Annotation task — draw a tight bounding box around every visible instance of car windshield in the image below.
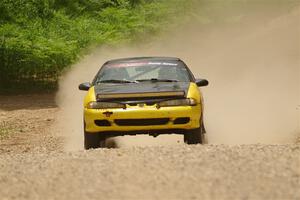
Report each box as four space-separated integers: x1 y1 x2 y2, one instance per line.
95 61 191 84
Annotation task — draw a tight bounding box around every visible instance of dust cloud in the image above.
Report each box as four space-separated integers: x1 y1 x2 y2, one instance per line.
55 3 300 150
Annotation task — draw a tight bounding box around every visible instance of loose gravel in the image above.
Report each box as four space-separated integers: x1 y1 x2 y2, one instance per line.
0 95 299 200
0 145 299 200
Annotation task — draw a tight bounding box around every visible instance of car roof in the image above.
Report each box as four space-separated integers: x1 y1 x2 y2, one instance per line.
105 57 181 64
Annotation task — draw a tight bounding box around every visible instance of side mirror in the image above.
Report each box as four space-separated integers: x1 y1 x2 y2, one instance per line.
195 79 209 87
79 82 92 91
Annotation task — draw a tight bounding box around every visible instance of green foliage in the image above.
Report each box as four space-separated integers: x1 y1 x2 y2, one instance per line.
0 122 11 139
0 0 191 93
0 0 298 93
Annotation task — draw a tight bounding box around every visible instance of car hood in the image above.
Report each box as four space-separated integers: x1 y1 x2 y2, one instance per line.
94 82 190 101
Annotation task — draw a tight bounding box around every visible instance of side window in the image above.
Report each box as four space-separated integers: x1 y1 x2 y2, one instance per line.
126 67 138 79
177 67 190 82
134 67 160 80
127 66 160 80
98 68 130 80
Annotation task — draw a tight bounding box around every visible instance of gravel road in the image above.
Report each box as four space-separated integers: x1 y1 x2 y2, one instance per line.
0 145 299 200
0 95 299 200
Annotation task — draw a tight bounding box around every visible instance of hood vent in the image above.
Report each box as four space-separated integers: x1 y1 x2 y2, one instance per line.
97 91 185 101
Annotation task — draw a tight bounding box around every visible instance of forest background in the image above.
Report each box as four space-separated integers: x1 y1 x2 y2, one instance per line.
0 0 297 93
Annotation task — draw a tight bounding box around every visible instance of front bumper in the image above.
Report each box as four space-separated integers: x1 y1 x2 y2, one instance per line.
84 104 201 133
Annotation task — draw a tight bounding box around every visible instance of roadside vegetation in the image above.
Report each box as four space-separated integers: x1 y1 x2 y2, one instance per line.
0 0 194 93
0 0 297 93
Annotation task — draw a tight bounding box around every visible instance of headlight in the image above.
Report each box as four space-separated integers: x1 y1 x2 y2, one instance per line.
87 101 125 109
157 98 197 108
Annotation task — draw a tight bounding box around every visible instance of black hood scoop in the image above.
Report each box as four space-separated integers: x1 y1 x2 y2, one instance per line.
94 82 190 101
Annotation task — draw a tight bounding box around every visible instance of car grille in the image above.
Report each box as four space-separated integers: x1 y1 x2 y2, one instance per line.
173 117 190 124
94 120 111 126
114 118 169 126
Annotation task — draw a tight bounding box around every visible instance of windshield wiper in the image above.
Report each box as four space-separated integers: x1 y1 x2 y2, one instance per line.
97 79 137 84
136 78 178 83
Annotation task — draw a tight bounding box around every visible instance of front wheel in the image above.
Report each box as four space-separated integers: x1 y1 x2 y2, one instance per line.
84 131 106 150
184 127 205 145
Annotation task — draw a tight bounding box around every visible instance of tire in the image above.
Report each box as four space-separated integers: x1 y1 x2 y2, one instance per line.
184 114 207 144
184 128 204 144
84 131 106 150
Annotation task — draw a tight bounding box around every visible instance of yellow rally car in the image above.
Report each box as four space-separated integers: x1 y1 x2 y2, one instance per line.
79 57 209 149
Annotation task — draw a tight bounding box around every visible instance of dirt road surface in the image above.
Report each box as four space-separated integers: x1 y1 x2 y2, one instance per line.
0 95 299 200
